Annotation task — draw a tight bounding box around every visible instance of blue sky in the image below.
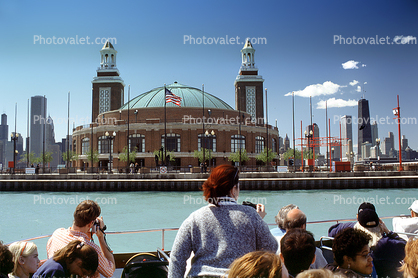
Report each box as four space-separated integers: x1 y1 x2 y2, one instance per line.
1 0 417 153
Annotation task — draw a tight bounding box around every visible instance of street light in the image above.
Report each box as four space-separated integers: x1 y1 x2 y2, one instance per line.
11 133 19 174
304 130 313 171
376 138 381 162
134 110 138 123
205 130 215 170
331 147 335 162
104 131 116 174
346 151 354 171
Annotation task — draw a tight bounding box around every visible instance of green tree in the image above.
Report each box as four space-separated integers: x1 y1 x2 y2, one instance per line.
19 151 36 165
193 149 212 163
153 149 175 163
228 149 249 163
301 148 313 159
85 148 99 164
283 148 301 161
119 146 137 163
255 148 278 164
62 150 79 165
34 151 54 165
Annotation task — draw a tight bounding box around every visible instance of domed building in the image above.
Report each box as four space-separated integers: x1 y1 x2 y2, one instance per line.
72 40 280 171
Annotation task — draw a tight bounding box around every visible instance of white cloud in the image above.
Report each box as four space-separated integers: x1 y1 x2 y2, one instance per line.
285 81 344 97
349 80 359 86
356 86 361 92
362 64 366 67
317 98 358 109
342 60 359 69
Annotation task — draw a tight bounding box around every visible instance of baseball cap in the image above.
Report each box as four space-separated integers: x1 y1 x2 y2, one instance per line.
358 202 376 214
358 208 379 228
409 200 418 213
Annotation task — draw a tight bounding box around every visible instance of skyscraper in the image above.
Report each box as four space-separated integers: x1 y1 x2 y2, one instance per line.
358 98 372 157
341 115 352 161
306 124 320 155
371 121 378 146
30 96 47 157
0 113 8 140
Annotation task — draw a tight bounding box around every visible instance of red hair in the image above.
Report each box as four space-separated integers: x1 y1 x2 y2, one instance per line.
202 164 239 206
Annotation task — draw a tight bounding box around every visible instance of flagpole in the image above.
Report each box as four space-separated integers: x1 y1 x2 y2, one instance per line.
164 84 167 166
202 84 205 173
127 85 130 173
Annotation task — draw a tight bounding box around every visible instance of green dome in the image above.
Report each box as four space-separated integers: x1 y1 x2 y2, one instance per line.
120 82 233 110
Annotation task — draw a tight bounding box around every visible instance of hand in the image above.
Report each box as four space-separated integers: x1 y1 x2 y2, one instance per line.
379 219 390 234
94 217 106 237
256 204 267 219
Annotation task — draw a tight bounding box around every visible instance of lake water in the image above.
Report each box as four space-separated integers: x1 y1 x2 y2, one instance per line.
1 188 417 260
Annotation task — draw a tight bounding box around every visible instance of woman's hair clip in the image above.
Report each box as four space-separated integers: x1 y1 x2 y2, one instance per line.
77 242 85 249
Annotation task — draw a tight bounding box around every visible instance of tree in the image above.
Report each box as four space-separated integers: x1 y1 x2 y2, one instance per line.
34 151 53 165
193 149 212 163
85 148 99 164
301 148 313 159
153 149 175 164
119 146 137 163
62 150 79 166
228 149 249 163
255 148 278 164
283 148 301 161
19 151 36 165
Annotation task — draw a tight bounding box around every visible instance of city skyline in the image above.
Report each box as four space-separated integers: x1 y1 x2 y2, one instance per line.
1 0 417 152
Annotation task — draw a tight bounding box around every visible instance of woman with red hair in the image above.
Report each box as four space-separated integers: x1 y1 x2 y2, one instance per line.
168 164 278 278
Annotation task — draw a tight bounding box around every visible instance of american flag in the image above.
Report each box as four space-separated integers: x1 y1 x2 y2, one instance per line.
165 88 182 107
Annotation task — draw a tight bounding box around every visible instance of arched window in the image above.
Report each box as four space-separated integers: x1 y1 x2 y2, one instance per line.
198 133 216 151
98 136 113 154
129 134 145 153
81 138 90 155
162 133 180 152
231 135 245 152
255 136 265 153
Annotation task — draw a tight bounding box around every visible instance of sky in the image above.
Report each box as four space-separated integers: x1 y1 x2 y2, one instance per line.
1 0 417 154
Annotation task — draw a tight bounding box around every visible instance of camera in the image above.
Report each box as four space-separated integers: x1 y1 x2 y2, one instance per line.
91 220 101 233
242 201 257 209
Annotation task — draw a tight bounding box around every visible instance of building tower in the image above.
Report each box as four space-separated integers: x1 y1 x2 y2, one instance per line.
341 115 352 161
306 124 320 155
92 41 125 121
30 96 47 157
234 39 264 125
358 98 372 157
371 121 378 146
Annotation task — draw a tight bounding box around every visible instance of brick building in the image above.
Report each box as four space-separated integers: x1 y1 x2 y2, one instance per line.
72 40 279 170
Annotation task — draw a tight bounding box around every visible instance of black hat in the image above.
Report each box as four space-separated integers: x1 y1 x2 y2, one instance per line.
358 202 376 214
358 208 379 228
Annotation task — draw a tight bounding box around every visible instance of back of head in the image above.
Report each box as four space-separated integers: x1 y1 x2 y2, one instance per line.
275 204 298 229
280 228 315 276
332 228 371 267
202 164 238 206
228 251 282 278
296 269 337 278
399 238 418 278
53 240 98 276
284 209 307 230
0 241 14 276
8 241 38 275
73 200 101 227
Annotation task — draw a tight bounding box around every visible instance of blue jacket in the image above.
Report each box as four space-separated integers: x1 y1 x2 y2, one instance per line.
328 222 355 237
371 232 406 278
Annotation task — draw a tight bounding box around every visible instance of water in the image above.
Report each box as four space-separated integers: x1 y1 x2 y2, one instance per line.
1 188 417 261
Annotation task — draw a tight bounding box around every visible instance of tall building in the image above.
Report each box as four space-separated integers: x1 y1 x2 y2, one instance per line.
381 132 395 156
358 98 372 157
371 121 378 146
92 41 125 121
305 123 320 155
284 134 290 151
401 135 408 151
0 113 8 140
234 39 264 126
341 115 352 161
30 96 47 157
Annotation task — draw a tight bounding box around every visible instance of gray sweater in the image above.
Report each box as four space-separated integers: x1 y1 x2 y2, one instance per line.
168 203 278 278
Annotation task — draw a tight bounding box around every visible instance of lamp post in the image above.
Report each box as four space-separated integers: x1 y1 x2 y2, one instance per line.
11 133 19 174
205 130 215 170
305 130 313 171
105 131 116 174
331 147 335 162
376 138 380 162
134 110 138 123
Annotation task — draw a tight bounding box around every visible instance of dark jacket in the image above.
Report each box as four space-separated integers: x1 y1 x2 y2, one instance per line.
328 222 356 237
371 232 406 278
325 263 371 278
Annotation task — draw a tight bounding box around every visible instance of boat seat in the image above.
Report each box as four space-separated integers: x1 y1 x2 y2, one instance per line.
319 236 334 264
121 252 168 278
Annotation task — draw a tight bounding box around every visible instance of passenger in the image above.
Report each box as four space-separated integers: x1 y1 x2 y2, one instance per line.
399 238 418 278
296 269 340 278
354 208 406 278
328 202 375 237
168 164 278 278
271 204 298 237
46 200 115 278
33 240 98 278
325 228 373 278
393 200 418 241
280 228 316 278
226 251 284 278
0 242 14 278
274 208 327 269
8 241 40 278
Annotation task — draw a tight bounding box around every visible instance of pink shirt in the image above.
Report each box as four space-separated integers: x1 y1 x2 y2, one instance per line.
47 228 114 278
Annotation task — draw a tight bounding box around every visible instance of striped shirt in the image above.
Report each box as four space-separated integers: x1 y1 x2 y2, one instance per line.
46 228 114 278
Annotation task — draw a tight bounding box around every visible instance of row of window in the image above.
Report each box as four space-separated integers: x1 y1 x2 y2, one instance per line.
78 134 277 154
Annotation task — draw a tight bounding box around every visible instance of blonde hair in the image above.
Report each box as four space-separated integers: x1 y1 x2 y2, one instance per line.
354 222 382 247
226 251 282 278
296 269 345 278
400 238 418 278
8 241 38 275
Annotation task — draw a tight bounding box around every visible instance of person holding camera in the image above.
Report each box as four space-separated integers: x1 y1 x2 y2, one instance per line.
46 200 115 278
168 164 277 278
